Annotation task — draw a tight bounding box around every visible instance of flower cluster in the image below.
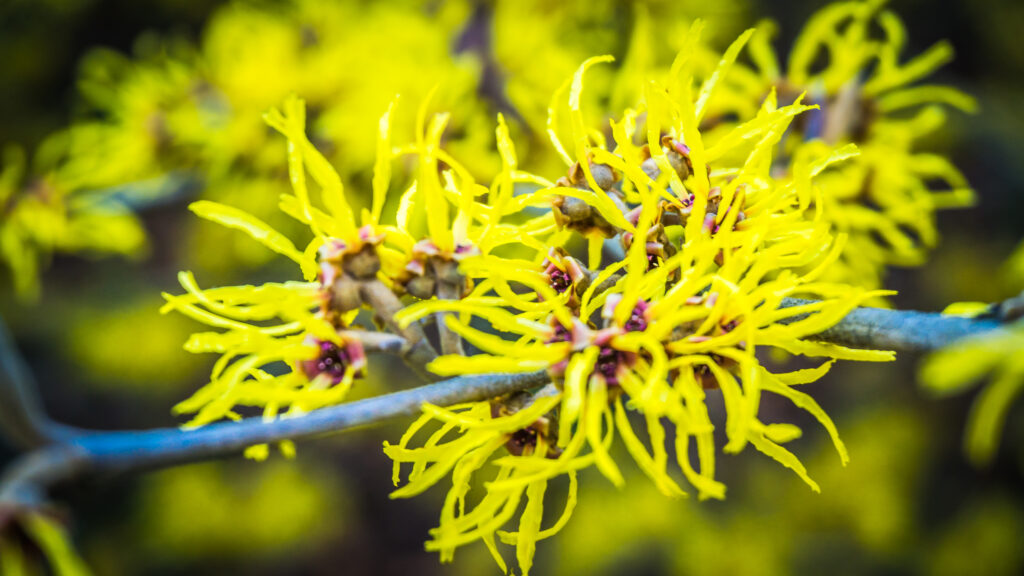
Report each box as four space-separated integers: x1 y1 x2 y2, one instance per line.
162 90 558 452
0 1 1008 574
379 38 894 572
2 0 492 296
154 2 978 574
690 0 975 299
4 0 973 317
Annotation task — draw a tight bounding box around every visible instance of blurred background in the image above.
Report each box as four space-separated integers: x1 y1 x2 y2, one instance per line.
1 0 1023 574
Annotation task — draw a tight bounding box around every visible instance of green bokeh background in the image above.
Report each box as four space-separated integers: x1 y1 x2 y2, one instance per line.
1 0 1023 574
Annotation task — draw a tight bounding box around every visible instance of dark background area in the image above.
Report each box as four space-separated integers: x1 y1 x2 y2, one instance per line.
1 1 1023 574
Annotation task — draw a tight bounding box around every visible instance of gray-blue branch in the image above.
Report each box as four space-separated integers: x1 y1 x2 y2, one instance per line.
0 317 78 450
0 370 549 504
779 298 1006 352
0 300 1008 506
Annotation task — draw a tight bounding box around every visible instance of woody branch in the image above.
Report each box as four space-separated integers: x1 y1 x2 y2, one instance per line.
0 301 1013 510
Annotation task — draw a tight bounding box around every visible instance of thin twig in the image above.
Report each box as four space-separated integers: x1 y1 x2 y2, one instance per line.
436 280 465 356
0 371 551 503
342 331 406 354
359 279 438 379
0 316 77 449
780 298 1005 352
0 300 1008 506
85 171 201 212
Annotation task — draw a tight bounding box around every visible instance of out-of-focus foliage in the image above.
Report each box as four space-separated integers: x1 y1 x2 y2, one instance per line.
926 492 1024 576
74 459 346 574
491 0 749 162
546 404 1023 576
0 511 92 576
131 460 344 560
1 0 489 295
65 295 203 395
0 0 1020 575
0 0 974 307
0 145 147 301
0 0 751 296
1005 240 1024 289
921 307 1024 465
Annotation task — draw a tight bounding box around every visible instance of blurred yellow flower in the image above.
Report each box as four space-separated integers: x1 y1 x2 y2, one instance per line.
0 146 147 301
696 0 975 298
920 321 1024 466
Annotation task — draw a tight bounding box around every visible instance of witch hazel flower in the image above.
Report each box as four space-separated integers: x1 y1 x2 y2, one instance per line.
692 0 976 296
376 28 908 571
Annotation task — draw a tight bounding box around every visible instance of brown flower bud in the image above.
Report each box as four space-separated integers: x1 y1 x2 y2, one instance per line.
431 259 463 286
329 276 363 312
346 244 381 280
405 275 436 300
589 162 618 191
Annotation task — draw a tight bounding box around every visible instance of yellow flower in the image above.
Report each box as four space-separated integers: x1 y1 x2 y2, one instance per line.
384 389 578 575
697 0 975 296
385 44 895 572
382 98 561 311
164 91 560 438
163 95 400 434
389 198 890 570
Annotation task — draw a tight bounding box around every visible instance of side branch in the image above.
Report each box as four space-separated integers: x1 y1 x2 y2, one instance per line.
782 298 1006 352
0 300 1010 505
0 317 77 449
1 371 550 502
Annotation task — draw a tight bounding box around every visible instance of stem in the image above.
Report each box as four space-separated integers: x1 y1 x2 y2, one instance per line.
820 78 863 145
343 331 406 354
436 281 465 356
359 279 438 379
0 300 1007 505
1 371 550 502
781 298 1005 352
0 317 77 449
89 171 201 212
